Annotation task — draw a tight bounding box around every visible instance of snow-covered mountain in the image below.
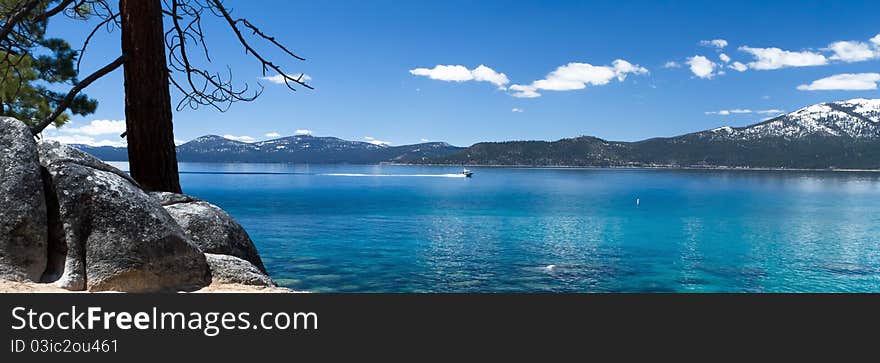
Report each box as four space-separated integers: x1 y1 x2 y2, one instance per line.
174 134 461 163
73 99 880 169
78 134 463 163
429 99 880 169
178 134 386 155
699 98 880 140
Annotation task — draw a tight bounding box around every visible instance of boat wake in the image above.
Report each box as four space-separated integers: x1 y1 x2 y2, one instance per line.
178 171 309 175
322 173 467 178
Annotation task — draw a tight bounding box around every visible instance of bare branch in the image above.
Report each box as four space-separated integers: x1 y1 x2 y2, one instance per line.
155 0 311 113
207 0 312 91
30 54 127 135
237 18 305 61
76 12 119 72
164 0 260 111
162 9 182 20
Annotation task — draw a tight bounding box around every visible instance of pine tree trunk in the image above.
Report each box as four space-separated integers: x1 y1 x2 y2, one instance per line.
119 0 181 193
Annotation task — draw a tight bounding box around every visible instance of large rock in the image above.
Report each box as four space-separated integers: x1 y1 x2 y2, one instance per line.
38 141 210 292
205 253 275 287
0 117 48 282
153 192 267 274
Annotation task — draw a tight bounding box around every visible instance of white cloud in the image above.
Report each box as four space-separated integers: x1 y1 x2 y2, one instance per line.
410 65 472 81
262 73 312 84
686 55 718 79
470 65 510 89
420 138 429 142
508 59 647 98
738 46 827 70
826 41 877 62
364 136 391 146
705 109 782 116
700 39 728 49
706 109 752 115
294 129 313 135
797 73 880 91
174 139 186 146
43 119 127 146
58 119 126 136
222 135 256 143
511 108 524 113
265 132 281 138
609 59 649 81
409 64 509 89
706 110 730 115
663 61 681 68
685 34 880 75
729 61 748 72
42 134 126 147
509 84 541 98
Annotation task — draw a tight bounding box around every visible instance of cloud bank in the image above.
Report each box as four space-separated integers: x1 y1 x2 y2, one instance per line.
43 120 127 147
826 41 878 62
409 64 509 89
509 59 648 98
738 46 828 70
705 109 784 116
59 119 126 136
797 73 880 91
683 33 880 79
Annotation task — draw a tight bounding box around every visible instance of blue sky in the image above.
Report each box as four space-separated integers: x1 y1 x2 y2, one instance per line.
41 0 880 147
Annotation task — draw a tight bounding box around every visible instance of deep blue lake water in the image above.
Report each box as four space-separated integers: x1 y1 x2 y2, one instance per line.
112 163 880 292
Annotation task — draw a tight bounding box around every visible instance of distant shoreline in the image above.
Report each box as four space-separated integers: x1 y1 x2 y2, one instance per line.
389 163 880 173
99 159 880 173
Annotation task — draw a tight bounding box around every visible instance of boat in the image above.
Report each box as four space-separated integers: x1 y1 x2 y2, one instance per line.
460 168 473 177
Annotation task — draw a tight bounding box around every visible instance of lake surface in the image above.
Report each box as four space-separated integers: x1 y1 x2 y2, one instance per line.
112 162 880 292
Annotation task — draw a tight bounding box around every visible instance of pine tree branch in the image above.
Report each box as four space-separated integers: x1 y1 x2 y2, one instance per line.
0 0 41 43
31 54 127 135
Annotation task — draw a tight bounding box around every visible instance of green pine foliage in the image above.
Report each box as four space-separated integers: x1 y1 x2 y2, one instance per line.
0 0 97 128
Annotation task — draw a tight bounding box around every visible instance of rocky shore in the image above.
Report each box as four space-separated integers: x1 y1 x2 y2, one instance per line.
0 117 284 293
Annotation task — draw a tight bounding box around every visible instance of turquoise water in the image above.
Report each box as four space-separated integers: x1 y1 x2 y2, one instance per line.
114 163 880 292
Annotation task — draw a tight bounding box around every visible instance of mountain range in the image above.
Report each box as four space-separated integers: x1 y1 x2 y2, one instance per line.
76 134 464 164
75 98 880 169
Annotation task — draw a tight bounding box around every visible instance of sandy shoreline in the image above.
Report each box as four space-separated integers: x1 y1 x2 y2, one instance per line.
0 279 300 293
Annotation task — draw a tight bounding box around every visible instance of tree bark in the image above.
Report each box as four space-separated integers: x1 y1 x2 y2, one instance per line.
119 0 181 193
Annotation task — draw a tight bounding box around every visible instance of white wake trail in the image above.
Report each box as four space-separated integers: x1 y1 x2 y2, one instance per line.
322 173 467 178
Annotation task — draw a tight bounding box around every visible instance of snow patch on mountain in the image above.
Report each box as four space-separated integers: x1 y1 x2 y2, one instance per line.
699 98 880 140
